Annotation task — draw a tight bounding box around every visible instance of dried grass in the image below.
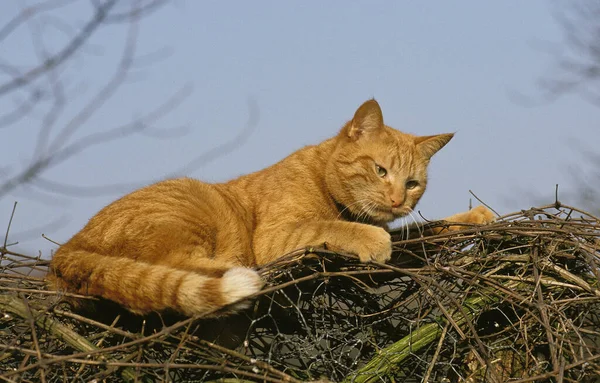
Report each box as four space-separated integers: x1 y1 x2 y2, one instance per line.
1 203 600 382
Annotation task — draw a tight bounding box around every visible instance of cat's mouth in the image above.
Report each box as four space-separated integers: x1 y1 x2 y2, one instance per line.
391 208 413 221
336 199 410 224
369 205 411 222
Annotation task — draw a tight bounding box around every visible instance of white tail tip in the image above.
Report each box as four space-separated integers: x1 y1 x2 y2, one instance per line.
221 267 264 307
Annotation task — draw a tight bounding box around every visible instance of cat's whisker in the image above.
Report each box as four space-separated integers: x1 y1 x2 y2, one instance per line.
400 213 411 241
399 214 410 241
406 210 423 239
355 203 368 222
341 196 383 224
361 201 379 222
397 210 412 240
356 200 372 220
335 198 371 221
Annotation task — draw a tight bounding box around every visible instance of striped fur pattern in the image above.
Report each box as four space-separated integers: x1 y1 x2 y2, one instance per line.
49 99 494 316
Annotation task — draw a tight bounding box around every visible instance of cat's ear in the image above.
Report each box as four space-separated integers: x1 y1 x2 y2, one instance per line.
414 133 454 159
346 99 384 140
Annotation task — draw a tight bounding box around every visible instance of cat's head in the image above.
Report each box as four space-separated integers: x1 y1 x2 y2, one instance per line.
326 99 453 225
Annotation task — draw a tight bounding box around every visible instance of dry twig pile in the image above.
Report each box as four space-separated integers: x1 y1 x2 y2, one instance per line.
1 203 600 382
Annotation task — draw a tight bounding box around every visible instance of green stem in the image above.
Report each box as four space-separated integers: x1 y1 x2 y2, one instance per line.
0 294 137 382
347 292 500 383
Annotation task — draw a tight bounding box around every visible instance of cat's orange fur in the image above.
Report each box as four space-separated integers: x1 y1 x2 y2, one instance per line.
49 99 495 317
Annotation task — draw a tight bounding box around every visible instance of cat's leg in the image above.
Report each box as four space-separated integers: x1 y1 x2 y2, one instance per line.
255 220 392 264
409 205 496 236
441 205 496 227
255 209 495 265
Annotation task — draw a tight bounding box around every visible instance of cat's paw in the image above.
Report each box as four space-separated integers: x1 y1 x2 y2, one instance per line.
355 226 392 263
463 205 496 225
440 205 496 233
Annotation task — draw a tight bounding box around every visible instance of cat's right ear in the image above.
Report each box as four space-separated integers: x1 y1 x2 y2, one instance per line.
346 99 384 141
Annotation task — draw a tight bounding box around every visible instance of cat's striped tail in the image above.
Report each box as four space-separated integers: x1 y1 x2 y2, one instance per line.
48 250 264 316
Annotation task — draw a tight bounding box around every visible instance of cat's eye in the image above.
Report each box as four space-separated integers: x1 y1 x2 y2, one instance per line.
375 165 387 178
406 180 419 189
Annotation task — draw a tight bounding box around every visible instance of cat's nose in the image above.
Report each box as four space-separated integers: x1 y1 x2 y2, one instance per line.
390 196 404 208
390 189 405 208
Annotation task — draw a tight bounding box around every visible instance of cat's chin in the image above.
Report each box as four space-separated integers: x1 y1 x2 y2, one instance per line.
392 207 413 218
378 207 414 223
368 207 408 224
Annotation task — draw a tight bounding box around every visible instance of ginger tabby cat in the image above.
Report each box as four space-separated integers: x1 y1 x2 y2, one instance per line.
49 99 495 317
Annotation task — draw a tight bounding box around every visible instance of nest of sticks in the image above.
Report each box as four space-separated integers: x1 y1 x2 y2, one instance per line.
1 203 600 382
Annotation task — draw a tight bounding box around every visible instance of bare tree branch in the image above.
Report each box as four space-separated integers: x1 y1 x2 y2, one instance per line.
0 0 76 43
541 1 600 106
0 0 118 97
0 82 192 199
530 1 600 214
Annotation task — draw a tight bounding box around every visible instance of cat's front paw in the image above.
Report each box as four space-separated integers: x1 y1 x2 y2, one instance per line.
355 226 392 263
463 205 496 225
441 205 496 232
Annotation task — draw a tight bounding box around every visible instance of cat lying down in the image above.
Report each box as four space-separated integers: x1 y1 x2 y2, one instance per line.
48 99 495 316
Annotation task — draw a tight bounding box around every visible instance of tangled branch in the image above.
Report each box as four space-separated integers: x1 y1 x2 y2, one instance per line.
1 203 600 382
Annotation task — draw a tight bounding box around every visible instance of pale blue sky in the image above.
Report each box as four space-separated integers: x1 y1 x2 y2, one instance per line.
1 1 599 254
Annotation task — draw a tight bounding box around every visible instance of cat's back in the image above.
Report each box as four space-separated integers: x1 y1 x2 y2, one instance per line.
58 177 253 260
230 139 336 218
84 177 213 231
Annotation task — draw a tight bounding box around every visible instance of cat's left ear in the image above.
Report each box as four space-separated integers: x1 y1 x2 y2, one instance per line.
414 133 454 159
346 99 384 141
